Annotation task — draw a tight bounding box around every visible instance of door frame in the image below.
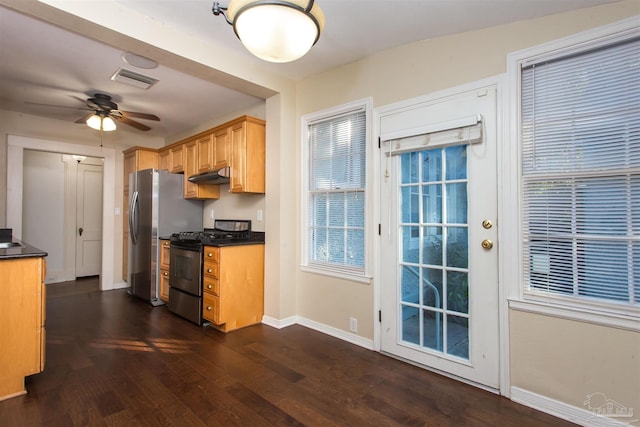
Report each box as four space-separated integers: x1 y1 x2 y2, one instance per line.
7 135 120 291
372 75 511 396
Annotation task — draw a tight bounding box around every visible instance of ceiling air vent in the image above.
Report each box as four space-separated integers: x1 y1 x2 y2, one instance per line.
110 68 158 90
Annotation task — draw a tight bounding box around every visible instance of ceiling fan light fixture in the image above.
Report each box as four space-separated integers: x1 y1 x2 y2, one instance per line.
86 114 116 131
213 0 324 63
102 116 117 131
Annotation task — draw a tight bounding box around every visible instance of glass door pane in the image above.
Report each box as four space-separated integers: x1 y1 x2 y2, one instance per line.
399 146 469 360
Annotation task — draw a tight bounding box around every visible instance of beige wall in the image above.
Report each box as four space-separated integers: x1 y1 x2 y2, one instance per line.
293 0 640 416
510 310 640 415
295 0 640 338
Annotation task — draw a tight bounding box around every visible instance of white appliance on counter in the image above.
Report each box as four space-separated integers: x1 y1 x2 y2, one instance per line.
128 168 203 305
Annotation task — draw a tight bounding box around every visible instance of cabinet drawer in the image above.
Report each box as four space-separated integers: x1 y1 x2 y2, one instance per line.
202 292 221 324
203 277 220 296
204 247 219 261
203 262 219 279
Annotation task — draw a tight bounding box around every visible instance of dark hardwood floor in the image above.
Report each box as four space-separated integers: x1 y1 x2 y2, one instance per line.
1 281 575 426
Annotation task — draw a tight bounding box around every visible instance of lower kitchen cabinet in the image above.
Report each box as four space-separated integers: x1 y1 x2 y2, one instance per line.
202 244 264 332
0 256 46 401
159 239 171 302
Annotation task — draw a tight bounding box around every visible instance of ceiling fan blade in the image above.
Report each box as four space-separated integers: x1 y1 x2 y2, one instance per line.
121 111 160 121
75 112 95 124
118 115 151 131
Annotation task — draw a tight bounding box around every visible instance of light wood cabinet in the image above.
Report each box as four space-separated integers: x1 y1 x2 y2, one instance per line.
0 256 46 401
202 244 264 332
158 148 170 171
184 140 220 200
169 144 184 173
213 126 231 170
229 116 266 193
158 145 185 173
122 147 158 281
159 239 171 302
196 133 214 173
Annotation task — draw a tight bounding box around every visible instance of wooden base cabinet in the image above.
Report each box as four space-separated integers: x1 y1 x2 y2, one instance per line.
202 244 264 332
159 239 171 302
0 257 46 401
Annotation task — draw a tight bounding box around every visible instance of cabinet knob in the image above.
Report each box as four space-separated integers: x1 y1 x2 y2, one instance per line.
163 242 169 247
206 306 212 311
207 284 212 289
208 253 213 257
163 272 168 276
207 268 212 273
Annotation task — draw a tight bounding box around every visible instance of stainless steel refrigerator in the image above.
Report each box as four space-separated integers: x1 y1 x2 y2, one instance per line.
128 168 202 305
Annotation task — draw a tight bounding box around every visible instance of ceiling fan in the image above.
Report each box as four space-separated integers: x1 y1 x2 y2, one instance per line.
74 93 160 131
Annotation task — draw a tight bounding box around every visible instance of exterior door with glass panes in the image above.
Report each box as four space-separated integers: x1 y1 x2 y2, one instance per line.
379 85 500 389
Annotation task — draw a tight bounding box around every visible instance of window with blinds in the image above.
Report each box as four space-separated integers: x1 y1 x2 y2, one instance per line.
520 36 640 309
307 108 367 274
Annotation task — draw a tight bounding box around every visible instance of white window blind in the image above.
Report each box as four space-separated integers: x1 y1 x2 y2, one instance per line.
307 108 366 273
521 37 640 309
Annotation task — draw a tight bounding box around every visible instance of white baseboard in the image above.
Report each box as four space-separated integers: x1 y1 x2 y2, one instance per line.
262 315 297 329
261 315 374 350
296 317 375 350
511 387 637 427
110 281 129 290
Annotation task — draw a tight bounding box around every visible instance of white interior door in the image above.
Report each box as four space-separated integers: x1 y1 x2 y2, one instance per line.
76 163 103 278
379 85 500 389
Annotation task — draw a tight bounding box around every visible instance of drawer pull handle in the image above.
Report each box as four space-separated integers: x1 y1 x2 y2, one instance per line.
206 306 212 311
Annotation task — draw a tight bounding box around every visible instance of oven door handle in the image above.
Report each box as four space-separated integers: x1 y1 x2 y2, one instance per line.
129 191 139 244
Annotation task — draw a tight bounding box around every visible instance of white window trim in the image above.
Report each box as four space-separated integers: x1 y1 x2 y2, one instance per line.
300 98 373 282
505 16 640 331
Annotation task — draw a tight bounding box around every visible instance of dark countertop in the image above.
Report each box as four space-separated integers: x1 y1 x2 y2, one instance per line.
205 231 265 248
0 238 48 260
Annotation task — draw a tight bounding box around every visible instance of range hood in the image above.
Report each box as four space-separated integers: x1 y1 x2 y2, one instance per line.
188 166 230 184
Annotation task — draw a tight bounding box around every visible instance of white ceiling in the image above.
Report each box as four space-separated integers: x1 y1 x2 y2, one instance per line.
0 0 623 139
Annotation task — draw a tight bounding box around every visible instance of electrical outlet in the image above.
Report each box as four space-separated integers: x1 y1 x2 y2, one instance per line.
349 317 358 333
257 209 263 221
209 209 214 219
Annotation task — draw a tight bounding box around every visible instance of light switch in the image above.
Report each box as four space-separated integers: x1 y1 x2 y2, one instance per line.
257 210 263 221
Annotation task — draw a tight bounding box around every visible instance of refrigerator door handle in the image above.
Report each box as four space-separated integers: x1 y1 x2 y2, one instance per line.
130 191 139 244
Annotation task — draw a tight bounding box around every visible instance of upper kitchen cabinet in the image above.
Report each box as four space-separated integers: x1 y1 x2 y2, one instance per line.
229 116 266 194
184 139 220 200
212 125 231 170
158 144 184 173
123 147 158 190
196 133 214 173
185 115 265 194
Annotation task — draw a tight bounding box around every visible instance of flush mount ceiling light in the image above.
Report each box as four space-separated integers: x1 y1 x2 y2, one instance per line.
86 113 116 132
212 0 325 63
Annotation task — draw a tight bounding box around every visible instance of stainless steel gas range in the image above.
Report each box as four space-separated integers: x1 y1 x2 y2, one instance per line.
167 219 265 325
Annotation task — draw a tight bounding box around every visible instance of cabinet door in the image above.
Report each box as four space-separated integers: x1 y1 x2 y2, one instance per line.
170 144 184 173
159 268 170 302
160 239 170 269
213 127 231 169
184 140 198 198
230 121 247 193
196 133 214 173
158 149 170 171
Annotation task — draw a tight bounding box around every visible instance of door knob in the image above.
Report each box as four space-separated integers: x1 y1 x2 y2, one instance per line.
481 239 493 250
79 227 83 236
